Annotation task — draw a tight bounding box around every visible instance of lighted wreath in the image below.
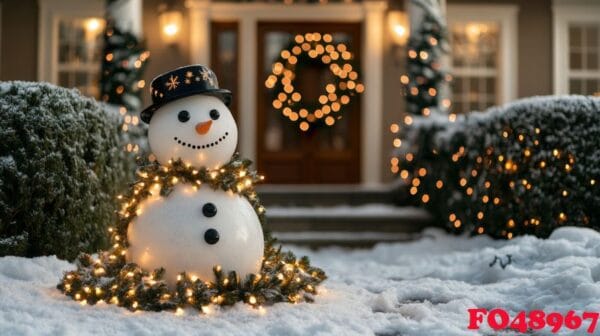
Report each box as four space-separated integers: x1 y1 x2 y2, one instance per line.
265 32 364 132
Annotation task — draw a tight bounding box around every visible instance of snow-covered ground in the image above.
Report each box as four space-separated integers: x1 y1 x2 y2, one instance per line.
2 227 600 336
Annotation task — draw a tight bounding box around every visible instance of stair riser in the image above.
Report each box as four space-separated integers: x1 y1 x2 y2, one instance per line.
264 217 432 232
258 193 396 207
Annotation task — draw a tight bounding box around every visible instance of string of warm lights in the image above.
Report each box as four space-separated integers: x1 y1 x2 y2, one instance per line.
390 96 600 239
58 154 326 312
100 15 150 154
390 100 599 239
401 0 450 118
265 32 364 131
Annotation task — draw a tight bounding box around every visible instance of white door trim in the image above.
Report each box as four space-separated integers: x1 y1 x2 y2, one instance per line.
185 0 387 185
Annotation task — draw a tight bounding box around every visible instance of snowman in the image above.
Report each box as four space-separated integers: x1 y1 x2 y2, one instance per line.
129 65 264 286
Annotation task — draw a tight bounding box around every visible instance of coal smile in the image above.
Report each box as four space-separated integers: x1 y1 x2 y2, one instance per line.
173 132 229 150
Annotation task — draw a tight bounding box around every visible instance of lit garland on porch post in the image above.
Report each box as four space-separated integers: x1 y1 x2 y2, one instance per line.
100 0 150 154
401 0 451 118
391 0 452 175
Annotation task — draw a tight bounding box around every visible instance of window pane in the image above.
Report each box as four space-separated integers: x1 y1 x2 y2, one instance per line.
451 77 463 93
569 79 583 94
75 72 88 88
58 72 71 88
57 17 104 98
585 26 599 48
586 79 598 95
588 51 599 70
570 51 583 69
450 22 499 68
568 24 600 95
486 77 495 94
569 26 582 48
469 102 479 112
450 21 499 114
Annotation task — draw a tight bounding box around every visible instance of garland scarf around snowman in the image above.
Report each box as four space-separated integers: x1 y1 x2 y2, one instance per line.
57 65 326 313
58 155 326 312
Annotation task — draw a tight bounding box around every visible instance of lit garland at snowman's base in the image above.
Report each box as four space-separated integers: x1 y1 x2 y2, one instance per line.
57 154 326 312
58 237 325 312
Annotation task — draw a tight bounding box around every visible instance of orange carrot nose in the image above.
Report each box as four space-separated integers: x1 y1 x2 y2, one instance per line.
195 120 212 135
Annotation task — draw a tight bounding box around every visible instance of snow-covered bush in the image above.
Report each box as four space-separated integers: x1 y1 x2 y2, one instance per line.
0 82 135 259
393 96 600 238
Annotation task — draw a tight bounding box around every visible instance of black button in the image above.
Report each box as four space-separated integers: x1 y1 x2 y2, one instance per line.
209 109 220 120
204 229 219 245
202 203 217 217
178 110 190 122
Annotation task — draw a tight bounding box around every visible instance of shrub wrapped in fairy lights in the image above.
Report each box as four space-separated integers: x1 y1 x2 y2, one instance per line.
390 96 600 239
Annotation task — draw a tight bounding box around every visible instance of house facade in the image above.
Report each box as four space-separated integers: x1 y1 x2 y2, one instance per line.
1 0 599 185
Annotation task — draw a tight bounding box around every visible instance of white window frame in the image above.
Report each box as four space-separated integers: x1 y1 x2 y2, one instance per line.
186 0 387 185
37 0 104 85
447 4 518 105
552 0 600 95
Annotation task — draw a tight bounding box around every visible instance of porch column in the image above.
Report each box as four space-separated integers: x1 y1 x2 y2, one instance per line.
109 0 143 38
362 1 387 185
186 0 211 65
237 17 257 163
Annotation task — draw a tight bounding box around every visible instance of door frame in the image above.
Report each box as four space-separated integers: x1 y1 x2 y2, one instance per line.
186 0 387 185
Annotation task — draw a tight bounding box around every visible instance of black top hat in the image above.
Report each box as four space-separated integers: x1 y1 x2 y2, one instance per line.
140 65 232 123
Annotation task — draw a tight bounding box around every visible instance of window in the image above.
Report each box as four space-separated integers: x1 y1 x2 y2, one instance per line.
553 1 600 96
447 5 518 114
450 22 500 113
38 0 105 98
57 18 105 97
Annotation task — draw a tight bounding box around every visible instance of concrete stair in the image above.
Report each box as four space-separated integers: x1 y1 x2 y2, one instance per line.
256 183 434 247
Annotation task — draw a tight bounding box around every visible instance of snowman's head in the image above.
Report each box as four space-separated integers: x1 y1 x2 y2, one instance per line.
147 95 238 169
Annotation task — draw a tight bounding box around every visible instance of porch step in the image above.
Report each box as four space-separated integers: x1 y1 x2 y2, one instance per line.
256 183 407 207
272 231 424 248
264 204 433 246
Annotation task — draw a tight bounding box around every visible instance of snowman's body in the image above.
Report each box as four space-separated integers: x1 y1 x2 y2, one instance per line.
131 86 264 285
128 185 264 286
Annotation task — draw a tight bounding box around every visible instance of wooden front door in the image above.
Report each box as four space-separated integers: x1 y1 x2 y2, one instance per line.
257 22 362 184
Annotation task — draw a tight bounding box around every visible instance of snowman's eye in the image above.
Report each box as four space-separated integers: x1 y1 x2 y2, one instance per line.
202 203 217 217
178 110 190 122
204 229 219 245
209 109 220 120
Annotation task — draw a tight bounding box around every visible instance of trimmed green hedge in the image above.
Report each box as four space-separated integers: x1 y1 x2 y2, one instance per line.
0 82 135 260
394 96 600 238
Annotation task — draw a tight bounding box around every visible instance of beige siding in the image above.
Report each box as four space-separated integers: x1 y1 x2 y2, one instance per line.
1 0 38 81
